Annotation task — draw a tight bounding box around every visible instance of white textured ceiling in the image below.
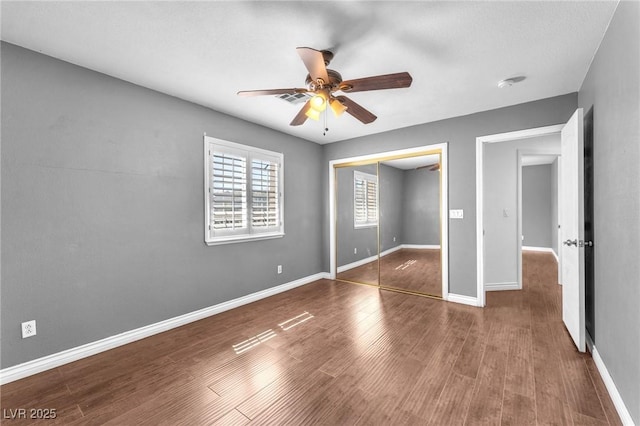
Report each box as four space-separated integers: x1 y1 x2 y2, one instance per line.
1 1 618 144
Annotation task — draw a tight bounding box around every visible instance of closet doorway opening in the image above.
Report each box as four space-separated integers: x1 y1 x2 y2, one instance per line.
329 143 449 299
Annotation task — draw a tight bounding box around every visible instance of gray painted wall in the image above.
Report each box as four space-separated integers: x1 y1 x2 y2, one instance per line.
483 135 559 286
322 94 577 297
401 168 440 246
578 1 640 421
522 164 553 248
1 43 324 368
335 164 379 268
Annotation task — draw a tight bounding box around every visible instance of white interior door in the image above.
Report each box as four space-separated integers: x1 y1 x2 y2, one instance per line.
560 108 585 352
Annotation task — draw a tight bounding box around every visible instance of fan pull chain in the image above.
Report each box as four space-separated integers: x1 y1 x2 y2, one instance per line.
323 105 329 136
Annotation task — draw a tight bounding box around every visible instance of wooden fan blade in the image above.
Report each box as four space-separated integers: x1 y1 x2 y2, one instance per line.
335 96 377 124
296 47 330 84
237 88 307 97
416 163 440 171
290 100 311 126
340 72 413 93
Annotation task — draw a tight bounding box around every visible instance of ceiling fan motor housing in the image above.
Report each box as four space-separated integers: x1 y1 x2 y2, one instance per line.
305 68 343 91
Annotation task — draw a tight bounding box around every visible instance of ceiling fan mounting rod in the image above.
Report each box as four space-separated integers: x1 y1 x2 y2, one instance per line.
321 50 334 66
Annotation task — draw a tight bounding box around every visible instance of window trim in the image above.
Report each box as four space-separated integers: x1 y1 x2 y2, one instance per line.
204 136 284 246
353 170 378 229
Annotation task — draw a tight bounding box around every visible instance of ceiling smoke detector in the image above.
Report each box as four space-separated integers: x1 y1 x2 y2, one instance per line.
498 76 526 88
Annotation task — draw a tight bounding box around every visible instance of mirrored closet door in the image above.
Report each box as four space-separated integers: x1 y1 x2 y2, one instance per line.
333 150 443 298
336 163 379 286
378 154 442 297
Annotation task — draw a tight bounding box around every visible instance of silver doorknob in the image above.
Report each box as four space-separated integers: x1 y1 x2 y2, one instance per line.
563 239 577 246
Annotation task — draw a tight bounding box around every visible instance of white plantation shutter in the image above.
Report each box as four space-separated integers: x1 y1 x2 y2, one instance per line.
251 157 280 231
354 178 367 224
211 151 247 232
365 179 377 223
205 136 284 245
354 171 378 228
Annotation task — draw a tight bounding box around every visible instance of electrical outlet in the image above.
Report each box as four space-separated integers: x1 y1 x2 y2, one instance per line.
393 237 396 242
21 320 36 338
277 265 282 274
354 248 357 254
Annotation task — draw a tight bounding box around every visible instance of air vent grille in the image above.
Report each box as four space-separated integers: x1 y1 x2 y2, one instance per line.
276 92 311 105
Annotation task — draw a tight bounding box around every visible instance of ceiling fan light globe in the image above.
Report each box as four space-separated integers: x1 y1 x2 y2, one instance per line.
305 108 321 121
329 98 347 117
310 94 327 111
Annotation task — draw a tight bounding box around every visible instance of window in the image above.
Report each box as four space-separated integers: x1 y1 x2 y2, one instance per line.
353 170 377 228
204 136 284 245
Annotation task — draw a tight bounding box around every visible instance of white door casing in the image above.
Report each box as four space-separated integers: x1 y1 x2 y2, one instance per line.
560 108 586 353
476 124 564 307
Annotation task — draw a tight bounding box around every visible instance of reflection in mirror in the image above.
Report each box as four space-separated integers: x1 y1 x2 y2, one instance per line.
336 164 379 286
379 154 442 297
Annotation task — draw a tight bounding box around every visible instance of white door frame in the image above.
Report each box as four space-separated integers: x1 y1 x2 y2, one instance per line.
476 125 564 307
329 142 449 300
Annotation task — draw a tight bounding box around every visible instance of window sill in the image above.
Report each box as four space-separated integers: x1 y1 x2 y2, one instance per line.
205 232 285 246
354 224 377 229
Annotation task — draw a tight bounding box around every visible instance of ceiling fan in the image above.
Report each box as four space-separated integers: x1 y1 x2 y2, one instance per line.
416 163 440 171
237 47 413 126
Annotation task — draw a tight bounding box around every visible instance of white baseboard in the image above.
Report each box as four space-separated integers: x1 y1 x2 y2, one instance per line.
591 346 636 425
523 246 559 262
0 272 328 385
485 282 520 291
586 333 595 352
380 245 404 258
523 246 553 252
337 245 404 273
337 244 440 273
446 293 479 307
337 254 379 273
401 244 441 250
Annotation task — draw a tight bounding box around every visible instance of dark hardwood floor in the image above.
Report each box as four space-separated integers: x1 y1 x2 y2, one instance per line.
336 257 379 286
380 248 441 296
0 252 620 425
337 248 442 297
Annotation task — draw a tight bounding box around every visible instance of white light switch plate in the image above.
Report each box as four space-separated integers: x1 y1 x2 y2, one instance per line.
449 209 464 219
